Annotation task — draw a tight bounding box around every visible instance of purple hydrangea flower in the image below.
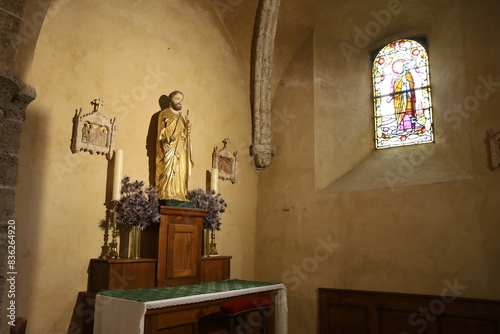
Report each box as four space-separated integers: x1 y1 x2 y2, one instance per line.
116 176 160 230
187 188 227 230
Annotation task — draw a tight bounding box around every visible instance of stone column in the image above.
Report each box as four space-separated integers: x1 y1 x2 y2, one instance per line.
0 0 36 327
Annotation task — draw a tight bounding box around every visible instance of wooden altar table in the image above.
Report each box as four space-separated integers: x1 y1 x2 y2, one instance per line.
93 279 287 334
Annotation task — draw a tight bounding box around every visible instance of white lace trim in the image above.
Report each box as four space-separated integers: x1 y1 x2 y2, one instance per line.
144 283 284 309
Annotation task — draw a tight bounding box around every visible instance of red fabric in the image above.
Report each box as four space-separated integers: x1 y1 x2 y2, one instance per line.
221 298 275 315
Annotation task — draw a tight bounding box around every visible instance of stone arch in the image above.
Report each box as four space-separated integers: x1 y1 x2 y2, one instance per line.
0 0 47 317
16 0 52 80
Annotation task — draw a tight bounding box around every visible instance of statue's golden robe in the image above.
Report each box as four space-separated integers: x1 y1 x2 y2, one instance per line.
156 108 193 200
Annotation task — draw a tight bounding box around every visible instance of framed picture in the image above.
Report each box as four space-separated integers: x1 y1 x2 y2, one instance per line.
212 138 238 183
71 98 117 159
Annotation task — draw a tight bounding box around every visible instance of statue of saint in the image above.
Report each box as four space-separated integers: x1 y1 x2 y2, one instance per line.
156 91 193 201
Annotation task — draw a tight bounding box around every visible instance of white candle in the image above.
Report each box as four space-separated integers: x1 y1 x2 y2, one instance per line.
210 168 218 193
112 149 124 201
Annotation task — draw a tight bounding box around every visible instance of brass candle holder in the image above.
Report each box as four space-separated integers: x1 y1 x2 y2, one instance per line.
208 228 218 256
98 214 111 259
108 200 120 259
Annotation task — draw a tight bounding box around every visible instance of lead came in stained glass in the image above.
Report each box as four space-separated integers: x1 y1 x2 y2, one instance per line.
372 39 434 149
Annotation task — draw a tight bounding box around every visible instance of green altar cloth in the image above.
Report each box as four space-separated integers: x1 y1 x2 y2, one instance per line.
98 279 280 303
94 279 288 334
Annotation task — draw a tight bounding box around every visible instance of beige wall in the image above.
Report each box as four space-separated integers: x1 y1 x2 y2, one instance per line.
4 0 258 332
256 0 500 333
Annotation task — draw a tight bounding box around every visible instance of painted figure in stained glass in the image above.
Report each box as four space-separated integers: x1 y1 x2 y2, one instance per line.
390 61 416 131
372 39 434 149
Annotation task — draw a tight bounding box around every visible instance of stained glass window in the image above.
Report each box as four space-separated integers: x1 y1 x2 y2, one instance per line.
372 38 434 149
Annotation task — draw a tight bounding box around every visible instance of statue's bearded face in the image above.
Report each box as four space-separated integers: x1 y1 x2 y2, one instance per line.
171 94 184 111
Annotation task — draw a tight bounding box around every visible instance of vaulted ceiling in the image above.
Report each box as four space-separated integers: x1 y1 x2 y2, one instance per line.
217 0 326 90
18 0 326 87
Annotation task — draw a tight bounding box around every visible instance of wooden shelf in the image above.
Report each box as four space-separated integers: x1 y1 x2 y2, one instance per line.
87 258 156 292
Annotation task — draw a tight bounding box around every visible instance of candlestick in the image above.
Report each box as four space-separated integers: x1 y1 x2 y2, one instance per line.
108 200 120 259
210 167 218 193
112 149 123 201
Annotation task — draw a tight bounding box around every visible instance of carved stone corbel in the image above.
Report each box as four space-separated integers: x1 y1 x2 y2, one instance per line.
250 0 280 171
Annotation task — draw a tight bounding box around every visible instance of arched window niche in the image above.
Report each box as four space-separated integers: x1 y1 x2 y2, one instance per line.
372 38 434 149
314 29 472 193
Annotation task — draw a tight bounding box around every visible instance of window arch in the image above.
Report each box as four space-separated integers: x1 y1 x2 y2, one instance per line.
372 38 434 149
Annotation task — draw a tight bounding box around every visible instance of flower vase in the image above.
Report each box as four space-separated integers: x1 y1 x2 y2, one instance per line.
208 228 219 256
128 225 141 259
202 229 210 257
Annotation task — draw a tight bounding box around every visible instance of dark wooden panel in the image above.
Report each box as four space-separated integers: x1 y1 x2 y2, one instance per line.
87 258 156 292
201 256 232 282
144 291 277 334
327 305 369 334
156 206 205 287
158 324 194 334
379 309 428 334
319 288 500 334
439 315 497 334
68 292 96 334
168 223 198 278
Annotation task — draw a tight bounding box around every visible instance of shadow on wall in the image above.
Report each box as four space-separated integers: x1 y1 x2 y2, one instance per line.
1 112 48 333
146 94 170 186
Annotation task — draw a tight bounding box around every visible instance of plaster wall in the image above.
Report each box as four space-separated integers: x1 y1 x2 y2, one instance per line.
3 0 258 332
256 0 500 333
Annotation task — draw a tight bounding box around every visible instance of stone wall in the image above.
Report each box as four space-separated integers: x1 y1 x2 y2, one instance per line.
0 0 36 327
255 1 500 333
